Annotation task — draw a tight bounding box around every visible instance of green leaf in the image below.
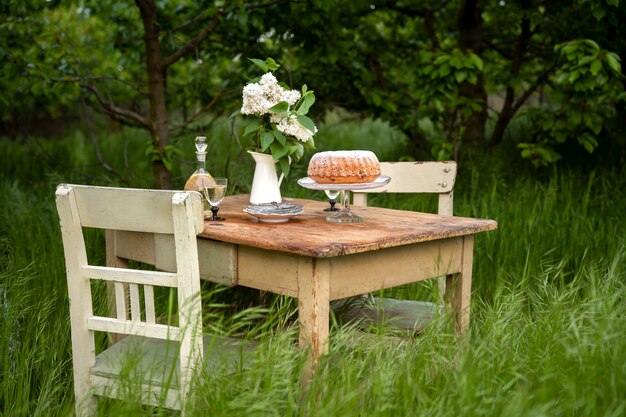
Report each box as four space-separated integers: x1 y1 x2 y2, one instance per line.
296 92 316 115
592 8 606 21
297 115 316 133
455 71 467 83
556 72 569 84
590 59 602 75
264 57 280 70
438 64 451 77
249 57 280 73
270 141 289 160
289 142 305 161
304 136 315 151
269 101 289 114
243 118 261 136
279 158 291 178
273 129 286 145
434 55 449 65
249 58 270 72
568 70 580 83
606 52 621 74
583 39 600 51
578 133 598 153
260 130 275 151
468 53 484 71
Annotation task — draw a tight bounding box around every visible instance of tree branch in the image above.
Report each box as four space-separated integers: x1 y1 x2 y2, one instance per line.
91 106 146 129
79 93 129 182
161 4 230 69
79 83 150 128
246 0 288 11
511 68 552 115
170 90 229 132
53 76 147 96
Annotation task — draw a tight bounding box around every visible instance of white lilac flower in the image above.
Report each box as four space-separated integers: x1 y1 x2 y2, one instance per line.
256 72 286 104
241 72 302 115
271 114 315 143
281 89 301 106
241 83 272 115
259 72 278 86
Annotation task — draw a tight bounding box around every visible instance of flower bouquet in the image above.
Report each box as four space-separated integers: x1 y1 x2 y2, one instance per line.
238 58 317 177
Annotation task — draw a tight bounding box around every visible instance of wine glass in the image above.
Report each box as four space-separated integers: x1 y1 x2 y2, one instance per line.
323 189 340 212
203 178 228 221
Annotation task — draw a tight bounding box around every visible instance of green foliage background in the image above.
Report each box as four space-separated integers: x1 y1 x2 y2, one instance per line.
2 0 625 168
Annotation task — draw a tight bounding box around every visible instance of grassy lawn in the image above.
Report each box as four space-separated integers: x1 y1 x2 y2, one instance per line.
1 122 624 416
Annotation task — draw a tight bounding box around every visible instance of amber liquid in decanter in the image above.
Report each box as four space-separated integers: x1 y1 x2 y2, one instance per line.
183 136 215 215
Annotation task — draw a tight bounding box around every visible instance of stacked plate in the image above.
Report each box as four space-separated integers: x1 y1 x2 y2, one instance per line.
243 202 304 223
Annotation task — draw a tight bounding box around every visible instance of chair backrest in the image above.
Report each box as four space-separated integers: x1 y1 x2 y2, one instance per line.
55 184 204 410
353 161 457 215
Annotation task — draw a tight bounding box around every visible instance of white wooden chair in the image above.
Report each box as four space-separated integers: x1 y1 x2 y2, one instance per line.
344 161 457 332
56 184 253 416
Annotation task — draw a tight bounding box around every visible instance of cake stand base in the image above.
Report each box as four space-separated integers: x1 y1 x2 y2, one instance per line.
326 209 363 223
296 176 391 223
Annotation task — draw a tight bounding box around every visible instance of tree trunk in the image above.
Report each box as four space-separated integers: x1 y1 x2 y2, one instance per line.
136 0 171 189
490 0 532 145
457 0 487 144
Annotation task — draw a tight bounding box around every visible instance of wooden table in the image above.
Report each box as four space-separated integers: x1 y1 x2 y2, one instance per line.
107 194 497 368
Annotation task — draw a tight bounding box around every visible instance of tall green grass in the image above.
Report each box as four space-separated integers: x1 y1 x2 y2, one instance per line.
1 120 624 416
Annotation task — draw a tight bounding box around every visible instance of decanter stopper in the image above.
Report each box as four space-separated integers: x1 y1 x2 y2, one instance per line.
195 136 207 153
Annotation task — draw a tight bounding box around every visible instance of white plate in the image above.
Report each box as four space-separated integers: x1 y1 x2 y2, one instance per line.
243 203 304 223
297 175 391 191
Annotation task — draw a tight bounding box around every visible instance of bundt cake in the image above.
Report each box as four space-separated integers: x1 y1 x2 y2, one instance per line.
307 150 381 184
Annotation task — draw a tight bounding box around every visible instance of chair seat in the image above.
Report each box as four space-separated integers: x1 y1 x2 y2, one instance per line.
89 334 258 409
335 297 443 334
92 334 259 388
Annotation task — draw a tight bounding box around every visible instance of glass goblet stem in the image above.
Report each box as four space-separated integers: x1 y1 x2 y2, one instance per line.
209 205 225 221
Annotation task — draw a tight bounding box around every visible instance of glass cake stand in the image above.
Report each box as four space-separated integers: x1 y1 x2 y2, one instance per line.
297 176 391 223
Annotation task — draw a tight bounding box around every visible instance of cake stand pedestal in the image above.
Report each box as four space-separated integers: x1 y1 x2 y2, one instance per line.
297 176 391 223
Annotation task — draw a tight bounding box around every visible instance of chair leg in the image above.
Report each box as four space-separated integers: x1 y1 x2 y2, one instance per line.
74 389 97 417
437 275 446 305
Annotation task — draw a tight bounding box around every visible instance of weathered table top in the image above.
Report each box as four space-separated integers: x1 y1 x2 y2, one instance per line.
199 194 497 258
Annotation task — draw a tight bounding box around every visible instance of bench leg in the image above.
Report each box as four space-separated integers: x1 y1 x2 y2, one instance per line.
445 235 474 335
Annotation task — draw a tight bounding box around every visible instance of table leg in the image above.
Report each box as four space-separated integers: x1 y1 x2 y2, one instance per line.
445 235 474 335
297 257 331 375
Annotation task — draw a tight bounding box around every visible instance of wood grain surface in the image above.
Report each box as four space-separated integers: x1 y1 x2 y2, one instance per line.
200 195 497 258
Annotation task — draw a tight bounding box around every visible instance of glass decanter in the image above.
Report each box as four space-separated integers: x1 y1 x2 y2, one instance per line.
183 136 215 215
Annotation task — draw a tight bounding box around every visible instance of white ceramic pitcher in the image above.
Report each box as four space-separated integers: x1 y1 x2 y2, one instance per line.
248 150 284 205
